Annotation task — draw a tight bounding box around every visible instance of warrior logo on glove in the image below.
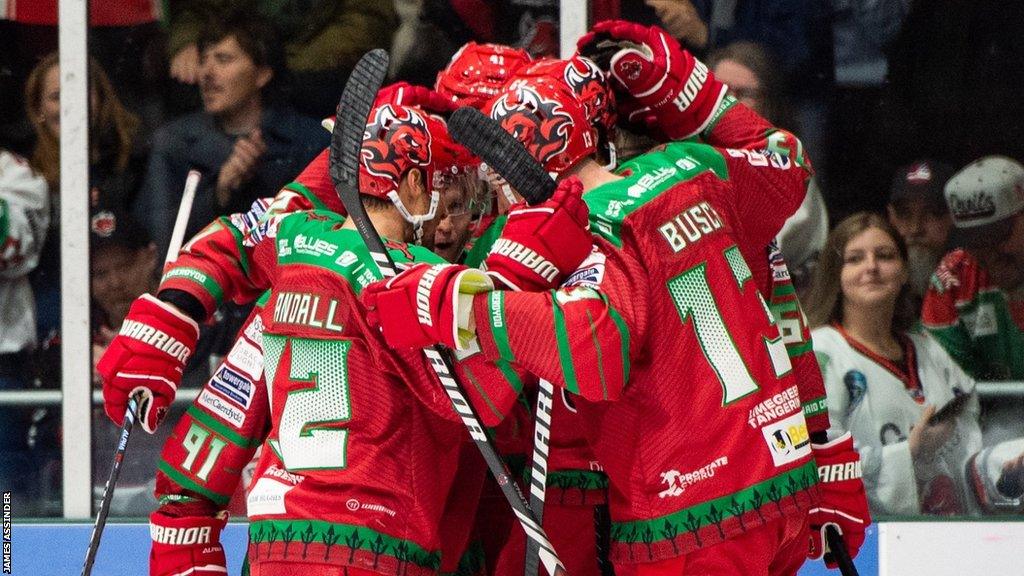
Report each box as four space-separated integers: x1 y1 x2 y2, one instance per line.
362 104 432 183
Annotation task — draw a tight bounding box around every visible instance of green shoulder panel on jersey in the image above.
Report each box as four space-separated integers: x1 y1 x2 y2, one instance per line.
462 214 507 268
274 210 445 294
586 143 729 247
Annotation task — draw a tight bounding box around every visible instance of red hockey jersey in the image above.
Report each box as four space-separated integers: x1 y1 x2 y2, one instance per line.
466 100 819 562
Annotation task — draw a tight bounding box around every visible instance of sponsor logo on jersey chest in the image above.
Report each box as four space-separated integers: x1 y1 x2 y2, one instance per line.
211 366 253 409
198 389 246 428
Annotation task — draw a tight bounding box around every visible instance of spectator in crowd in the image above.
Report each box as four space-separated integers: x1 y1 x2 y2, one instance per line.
922 156 1024 380
886 160 955 302
24 53 148 341
0 148 49 511
0 0 165 127
88 209 159 373
165 0 397 118
135 11 328 261
709 41 828 295
805 212 1024 515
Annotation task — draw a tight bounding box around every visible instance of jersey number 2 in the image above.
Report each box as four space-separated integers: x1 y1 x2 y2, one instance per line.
263 336 352 471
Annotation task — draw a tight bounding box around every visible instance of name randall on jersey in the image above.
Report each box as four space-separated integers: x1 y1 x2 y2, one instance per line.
273 291 344 332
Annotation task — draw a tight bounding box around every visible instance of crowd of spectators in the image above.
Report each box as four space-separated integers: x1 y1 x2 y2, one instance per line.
0 0 1021 519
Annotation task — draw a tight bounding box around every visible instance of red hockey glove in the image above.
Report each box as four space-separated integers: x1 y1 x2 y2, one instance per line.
362 263 494 350
577 20 726 140
97 294 199 433
150 511 228 576
807 432 871 568
483 177 592 291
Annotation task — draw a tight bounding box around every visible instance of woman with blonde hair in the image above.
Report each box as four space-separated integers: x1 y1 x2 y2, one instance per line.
24 52 145 208
24 52 148 342
804 212 1024 515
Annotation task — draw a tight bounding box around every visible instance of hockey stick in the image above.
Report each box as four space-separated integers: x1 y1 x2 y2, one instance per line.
825 525 860 576
82 170 200 576
328 50 566 576
447 106 560 576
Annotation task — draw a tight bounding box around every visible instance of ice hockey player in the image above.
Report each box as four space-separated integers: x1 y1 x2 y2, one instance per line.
99 95 593 573
363 22 870 575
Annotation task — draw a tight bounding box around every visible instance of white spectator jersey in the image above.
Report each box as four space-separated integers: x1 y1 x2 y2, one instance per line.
0 150 49 353
814 325 1011 515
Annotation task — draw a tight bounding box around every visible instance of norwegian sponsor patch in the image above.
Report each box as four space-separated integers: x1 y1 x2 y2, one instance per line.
226 338 264 380
210 365 254 408
761 412 811 467
198 389 246 429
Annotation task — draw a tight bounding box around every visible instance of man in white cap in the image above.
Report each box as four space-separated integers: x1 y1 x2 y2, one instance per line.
922 155 1024 380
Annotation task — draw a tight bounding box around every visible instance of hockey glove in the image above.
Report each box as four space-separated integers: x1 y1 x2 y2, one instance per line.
577 20 727 140
98 294 200 433
483 176 592 291
362 263 494 350
807 432 871 568
150 511 228 576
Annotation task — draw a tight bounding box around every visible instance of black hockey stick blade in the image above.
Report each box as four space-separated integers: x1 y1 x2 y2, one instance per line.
448 107 556 205
825 525 860 576
328 49 395 274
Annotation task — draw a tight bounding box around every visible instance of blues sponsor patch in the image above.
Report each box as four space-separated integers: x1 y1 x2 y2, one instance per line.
211 365 254 408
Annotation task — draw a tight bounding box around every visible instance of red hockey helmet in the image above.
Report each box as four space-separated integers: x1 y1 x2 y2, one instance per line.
435 42 533 110
518 56 617 139
360 103 479 237
485 76 597 176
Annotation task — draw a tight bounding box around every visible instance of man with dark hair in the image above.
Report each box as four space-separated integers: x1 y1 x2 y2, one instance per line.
135 11 327 262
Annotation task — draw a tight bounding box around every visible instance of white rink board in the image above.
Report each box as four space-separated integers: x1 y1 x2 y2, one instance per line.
880 522 1024 576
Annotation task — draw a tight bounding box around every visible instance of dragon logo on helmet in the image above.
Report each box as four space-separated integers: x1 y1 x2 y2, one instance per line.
490 83 573 169
361 104 432 184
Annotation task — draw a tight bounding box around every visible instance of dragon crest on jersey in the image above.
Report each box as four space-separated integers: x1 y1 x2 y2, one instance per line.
362 104 432 183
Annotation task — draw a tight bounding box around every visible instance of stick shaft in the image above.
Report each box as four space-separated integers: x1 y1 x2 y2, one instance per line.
81 397 138 576
82 172 200 576
165 169 201 265
826 525 860 576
